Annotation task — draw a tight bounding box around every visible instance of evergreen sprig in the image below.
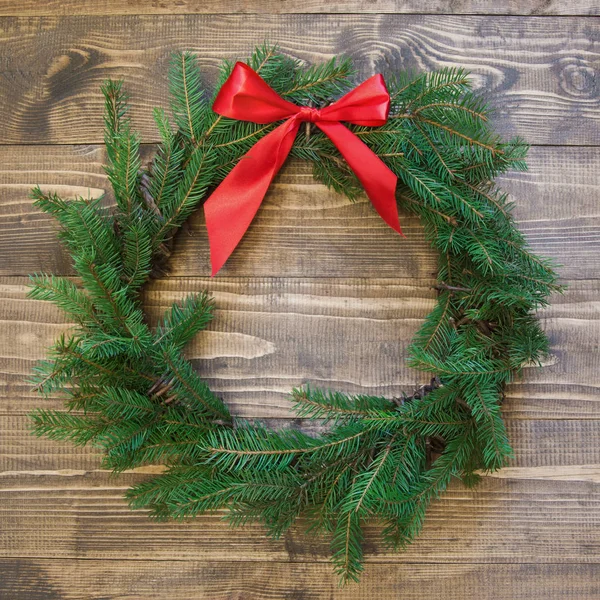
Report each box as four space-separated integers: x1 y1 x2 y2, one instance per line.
29 45 562 584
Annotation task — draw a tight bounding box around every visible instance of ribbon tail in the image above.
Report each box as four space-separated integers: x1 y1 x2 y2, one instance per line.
317 121 402 236
204 119 301 276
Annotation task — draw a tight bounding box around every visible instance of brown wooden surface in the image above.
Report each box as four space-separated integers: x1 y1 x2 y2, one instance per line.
1 561 598 600
0 0 598 16
1 146 598 280
1 16 599 145
0 4 599 600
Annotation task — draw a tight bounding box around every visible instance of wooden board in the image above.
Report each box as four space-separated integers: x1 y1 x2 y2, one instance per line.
0 146 598 280
1 6 599 599
1 1 599 17
2 411 600 471
0 16 599 145
2 276 599 421
0 466 600 564
0 471 599 562
1 560 598 600
2 271 598 594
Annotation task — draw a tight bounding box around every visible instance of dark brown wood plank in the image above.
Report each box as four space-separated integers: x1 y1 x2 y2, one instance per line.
1 472 599 563
1 559 599 600
0 146 598 280
1 276 597 423
1 1 599 17
0 15 599 144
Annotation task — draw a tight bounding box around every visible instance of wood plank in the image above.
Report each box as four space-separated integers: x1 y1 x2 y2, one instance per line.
0 144 150 277
1 559 599 600
1 472 599 563
1 1 599 17
0 146 598 280
2 412 599 471
0 15 599 144
1 276 597 422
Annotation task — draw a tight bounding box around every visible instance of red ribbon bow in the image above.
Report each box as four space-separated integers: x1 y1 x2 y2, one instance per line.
204 62 402 275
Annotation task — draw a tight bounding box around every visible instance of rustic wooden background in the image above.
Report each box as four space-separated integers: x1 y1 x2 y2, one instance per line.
1 1 599 598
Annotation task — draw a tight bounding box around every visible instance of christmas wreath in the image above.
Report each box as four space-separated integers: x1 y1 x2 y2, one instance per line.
29 45 561 583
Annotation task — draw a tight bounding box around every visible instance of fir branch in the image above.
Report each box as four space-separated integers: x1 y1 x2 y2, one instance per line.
158 347 231 423
170 52 207 144
151 145 213 246
154 292 215 351
28 274 101 329
122 223 153 289
149 108 185 210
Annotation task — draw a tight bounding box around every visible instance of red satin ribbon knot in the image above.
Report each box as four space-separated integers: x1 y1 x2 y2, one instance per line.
204 61 402 275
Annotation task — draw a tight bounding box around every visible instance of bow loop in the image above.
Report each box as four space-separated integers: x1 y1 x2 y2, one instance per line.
213 62 298 123
318 74 391 126
204 62 403 276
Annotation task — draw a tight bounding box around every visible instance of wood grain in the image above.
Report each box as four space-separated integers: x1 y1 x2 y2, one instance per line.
0 15 599 144
1 472 599 563
1 276 597 423
1 560 599 600
1 1 599 17
0 146 598 280
1 6 599 598
2 413 599 471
